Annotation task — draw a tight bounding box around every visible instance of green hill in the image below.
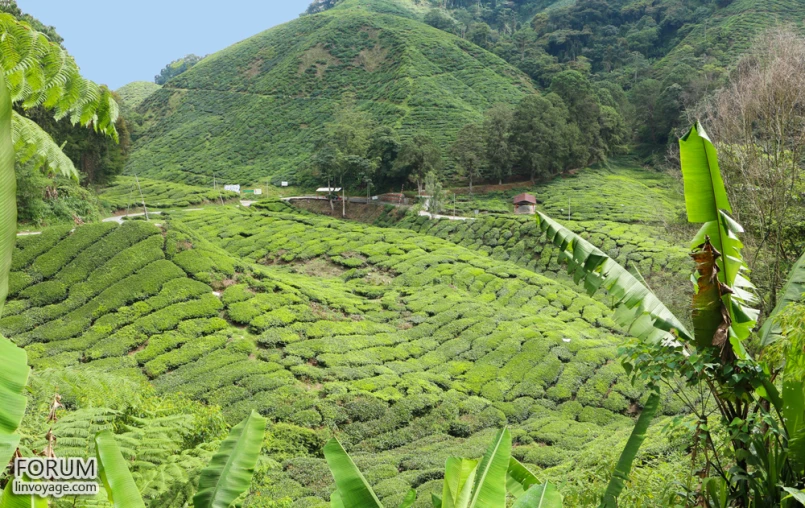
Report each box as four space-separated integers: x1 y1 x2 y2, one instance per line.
126 0 536 185
116 81 162 112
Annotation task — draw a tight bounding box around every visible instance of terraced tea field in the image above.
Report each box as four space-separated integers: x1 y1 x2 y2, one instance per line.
98 176 240 211
427 165 684 224
2 202 690 506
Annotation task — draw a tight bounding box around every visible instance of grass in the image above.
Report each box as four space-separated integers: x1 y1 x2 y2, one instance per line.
126 0 535 185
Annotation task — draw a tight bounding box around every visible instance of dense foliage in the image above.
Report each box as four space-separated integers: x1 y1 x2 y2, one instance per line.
0 1 130 225
155 54 205 85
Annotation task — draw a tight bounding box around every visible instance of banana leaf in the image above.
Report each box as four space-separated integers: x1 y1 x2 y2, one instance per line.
759 251 805 347
441 458 477 508
0 336 28 468
537 212 691 345
95 430 146 508
0 480 47 508
599 391 661 507
193 410 266 508
399 489 417 508
511 482 563 508
506 458 540 498
323 437 383 508
468 427 510 508
0 64 15 317
680 123 758 349
432 493 442 508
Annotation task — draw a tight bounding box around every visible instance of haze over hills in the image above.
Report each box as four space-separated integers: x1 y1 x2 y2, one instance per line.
125 0 536 186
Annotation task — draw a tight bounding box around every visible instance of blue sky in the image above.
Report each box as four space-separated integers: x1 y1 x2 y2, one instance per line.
18 0 313 89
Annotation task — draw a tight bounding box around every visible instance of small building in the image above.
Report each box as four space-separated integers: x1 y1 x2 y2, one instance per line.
513 193 537 215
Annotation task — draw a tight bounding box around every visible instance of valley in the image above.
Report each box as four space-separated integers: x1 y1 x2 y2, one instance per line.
3 0 805 506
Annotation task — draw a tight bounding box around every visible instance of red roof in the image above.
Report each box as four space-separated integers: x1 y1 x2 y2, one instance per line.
513 193 537 205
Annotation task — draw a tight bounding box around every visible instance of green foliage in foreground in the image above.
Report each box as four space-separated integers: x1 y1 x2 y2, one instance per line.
127 3 534 185
98 176 239 211
326 427 564 507
541 122 805 507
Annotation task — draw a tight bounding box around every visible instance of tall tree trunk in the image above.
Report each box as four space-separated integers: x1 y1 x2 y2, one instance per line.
341 180 346 218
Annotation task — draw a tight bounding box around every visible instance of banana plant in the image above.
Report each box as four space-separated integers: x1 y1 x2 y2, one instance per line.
598 392 660 508
759 251 805 347
323 438 408 508
0 481 47 508
325 428 562 508
537 122 764 504
96 430 147 508
192 410 267 508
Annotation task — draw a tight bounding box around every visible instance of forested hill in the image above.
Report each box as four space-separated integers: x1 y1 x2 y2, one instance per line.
125 0 537 185
309 0 805 148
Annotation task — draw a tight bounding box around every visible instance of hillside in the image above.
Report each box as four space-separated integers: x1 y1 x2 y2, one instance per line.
116 81 162 112
2 189 692 505
97 176 239 211
126 0 536 185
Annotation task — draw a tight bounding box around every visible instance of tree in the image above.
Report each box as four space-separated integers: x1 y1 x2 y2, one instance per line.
550 71 603 165
482 104 513 185
424 171 448 215
699 28 805 315
23 104 131 185
629 79 662 144
308 142 338 212
510 94 571 182
368 126 401 190
424 9 457 33
451 123 484 194
325 98 375 217
155 54 204 85
393 134 443 195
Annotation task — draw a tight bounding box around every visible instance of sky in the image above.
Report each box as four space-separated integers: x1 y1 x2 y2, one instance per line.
18 0 313 90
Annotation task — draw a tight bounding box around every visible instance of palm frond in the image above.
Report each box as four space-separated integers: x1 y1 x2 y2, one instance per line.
0 13 118 141
12 110 76 178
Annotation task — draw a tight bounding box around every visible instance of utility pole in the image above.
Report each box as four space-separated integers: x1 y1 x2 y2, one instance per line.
135 174 149 221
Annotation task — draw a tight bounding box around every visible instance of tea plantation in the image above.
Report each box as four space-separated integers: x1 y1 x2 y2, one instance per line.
97 176 240 211
2 204 691 506
126 0 535 185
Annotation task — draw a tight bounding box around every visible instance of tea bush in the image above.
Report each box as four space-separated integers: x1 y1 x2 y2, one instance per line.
2 206 691 506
